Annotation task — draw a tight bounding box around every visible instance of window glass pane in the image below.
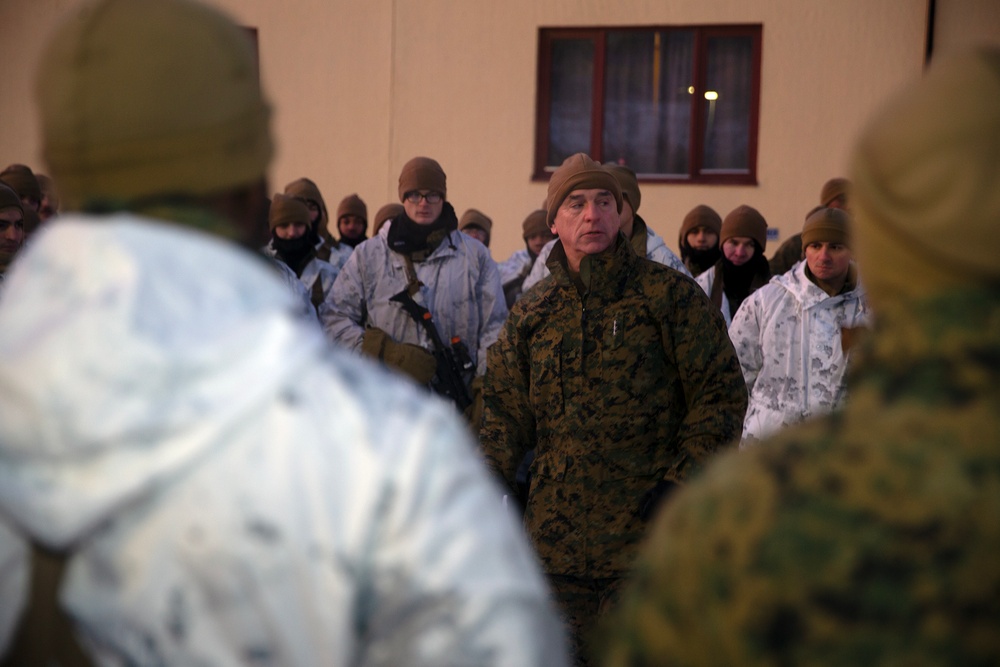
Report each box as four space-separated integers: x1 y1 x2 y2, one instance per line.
702 35 752 172
604 30 693 175
548 39 594 167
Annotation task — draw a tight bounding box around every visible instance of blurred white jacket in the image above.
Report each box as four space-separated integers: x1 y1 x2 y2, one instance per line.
729 260 870 444
0 215 567 667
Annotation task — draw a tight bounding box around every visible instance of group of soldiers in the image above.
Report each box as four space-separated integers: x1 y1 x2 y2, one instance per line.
1 0 998 665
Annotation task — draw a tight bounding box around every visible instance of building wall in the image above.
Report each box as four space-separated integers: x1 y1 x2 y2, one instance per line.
2 0 994 262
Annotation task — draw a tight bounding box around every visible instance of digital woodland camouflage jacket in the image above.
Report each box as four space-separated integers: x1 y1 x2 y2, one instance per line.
481 236 747 578
600 287 1000 666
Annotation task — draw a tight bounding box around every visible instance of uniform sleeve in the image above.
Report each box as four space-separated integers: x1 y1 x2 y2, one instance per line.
368 399 568 667
474 254 508 377
728 292 765 393
663 278 747 476
479 312 535 494
319 251 366 353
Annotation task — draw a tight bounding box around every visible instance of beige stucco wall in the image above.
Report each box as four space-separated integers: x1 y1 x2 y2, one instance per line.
3 0 995 263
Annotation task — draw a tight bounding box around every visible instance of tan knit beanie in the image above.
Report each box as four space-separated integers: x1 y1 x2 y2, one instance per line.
268 193 310 232
398 157 447 201
801 207 850 248
337 194 368 223
0 165 42 206
851 47 1000 306
36 0 273 211
679 204 722 248
721 205 768 251
459 208 493 234
546 153 622 228
0 183 24 215
604 163 641 213
373 203 404 234
819 178 851 207
522 209 549 239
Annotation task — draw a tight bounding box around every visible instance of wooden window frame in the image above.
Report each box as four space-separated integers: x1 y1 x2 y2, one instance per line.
533 24 762 185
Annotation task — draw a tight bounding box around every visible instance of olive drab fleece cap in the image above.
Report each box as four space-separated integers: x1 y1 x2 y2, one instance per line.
373 203 404 234
0 165 42 205
604 163 641 213
0 183 24 214
546 153 622 228
851 47 1000 306
721 205 768 251
337 194 367 224
35 0 273 210
801 207 851 248
268 193 310 232
522 209 549 240
398 157 447 201
679 205 722 248
820 178 851 207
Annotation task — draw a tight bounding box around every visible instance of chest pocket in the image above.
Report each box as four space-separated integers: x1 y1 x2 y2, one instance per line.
599 309 665 399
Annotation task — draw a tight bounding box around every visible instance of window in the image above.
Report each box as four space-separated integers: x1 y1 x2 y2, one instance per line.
534 25 762 184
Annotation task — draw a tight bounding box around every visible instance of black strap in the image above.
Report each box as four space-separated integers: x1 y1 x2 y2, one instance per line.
2 543 95 667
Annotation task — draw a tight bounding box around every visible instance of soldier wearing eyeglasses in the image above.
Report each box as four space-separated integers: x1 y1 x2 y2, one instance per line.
321 156 507 425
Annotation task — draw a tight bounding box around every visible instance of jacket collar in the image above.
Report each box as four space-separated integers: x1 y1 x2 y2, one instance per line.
547 233 635 297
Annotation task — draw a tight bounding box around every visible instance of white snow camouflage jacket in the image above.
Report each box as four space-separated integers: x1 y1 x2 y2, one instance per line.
0 214 567 666
729 259 871 444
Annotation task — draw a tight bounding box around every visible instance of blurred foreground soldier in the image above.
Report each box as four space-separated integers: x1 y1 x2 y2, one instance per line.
0 184 25 286
459 207 492 248
481 153 746 666
599 48 1000 667
284 176 352 272
677 204 722 277
322 157 507 423
0 1 567 665
498 208 554 306
696 205 771 326
336 192 367 248
729 207 870 444
36 173 59 221
265 192 338 312
769 178 851 276
372 201 403 236
521 163 689 293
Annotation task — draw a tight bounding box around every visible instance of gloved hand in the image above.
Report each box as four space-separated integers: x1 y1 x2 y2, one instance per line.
637 479 680 522
464 375 485 431
361 328 437 385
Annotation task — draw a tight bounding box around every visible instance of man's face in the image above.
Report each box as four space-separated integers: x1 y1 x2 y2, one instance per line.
686 226 718 250
526 231 553 257
21 196 41 213
304 200 322 226
273 221 308 240
0 207 25 259
722 237 755 266
403 190 444 225
38 195 57 221
805 241 851 283
338 215 366 241
552 188 620 270
461 226 488 246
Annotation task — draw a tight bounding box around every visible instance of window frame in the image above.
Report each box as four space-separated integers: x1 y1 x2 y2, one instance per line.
533 24 763 185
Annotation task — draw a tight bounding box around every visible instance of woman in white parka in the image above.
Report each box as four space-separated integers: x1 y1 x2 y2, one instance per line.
729 208 871 445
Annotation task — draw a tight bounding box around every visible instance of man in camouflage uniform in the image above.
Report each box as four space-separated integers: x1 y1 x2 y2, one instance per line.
481 153 747 666
599 48 1000 667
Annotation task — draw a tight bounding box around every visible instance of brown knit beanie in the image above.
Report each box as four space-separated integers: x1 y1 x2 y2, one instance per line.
0 183 24 215
851 47 1000 306
820 178 851 207
398 157 447 201
337 193 367 223
373 203 404 234
604 163 641 213
459 208 493 234
522 209 549 239
35 0 273 211
801 207 850 248
721 205 768 251
679 204 722 248
546 153 622 228
0 164 42 206
268 193 311 232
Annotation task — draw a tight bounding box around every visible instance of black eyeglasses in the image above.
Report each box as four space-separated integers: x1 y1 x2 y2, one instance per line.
404 191 443 204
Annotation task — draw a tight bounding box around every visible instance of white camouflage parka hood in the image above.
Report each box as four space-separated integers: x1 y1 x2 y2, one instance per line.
729 259 871 444
0 215 566 665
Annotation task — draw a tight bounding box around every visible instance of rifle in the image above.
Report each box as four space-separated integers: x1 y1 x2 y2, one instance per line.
390 288 475 410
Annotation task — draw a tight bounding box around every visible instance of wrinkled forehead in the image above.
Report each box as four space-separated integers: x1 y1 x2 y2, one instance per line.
563 188 615 202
